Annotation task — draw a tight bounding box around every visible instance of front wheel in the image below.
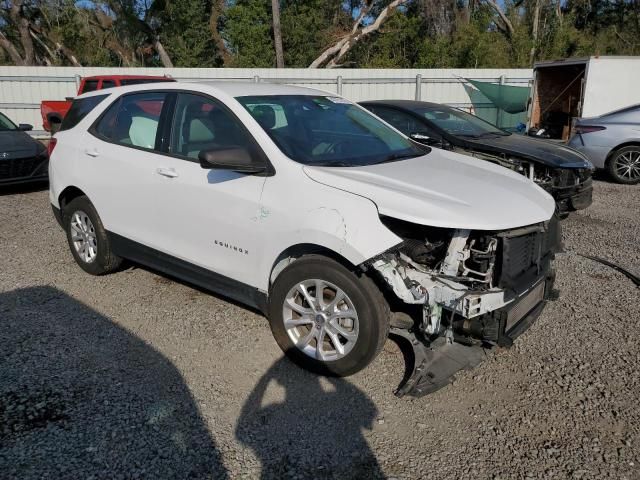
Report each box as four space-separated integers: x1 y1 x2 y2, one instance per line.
268 255 389 377
607 146 640 184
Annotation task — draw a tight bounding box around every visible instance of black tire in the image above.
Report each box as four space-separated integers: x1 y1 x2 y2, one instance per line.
607 145 640 185
63 196 122 275
268 255 389 377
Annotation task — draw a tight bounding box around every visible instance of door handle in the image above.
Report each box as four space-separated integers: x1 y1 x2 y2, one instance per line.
156 167 179 178
85 148 100 157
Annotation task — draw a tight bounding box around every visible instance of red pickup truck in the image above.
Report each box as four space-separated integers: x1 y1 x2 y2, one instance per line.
41 75 175 133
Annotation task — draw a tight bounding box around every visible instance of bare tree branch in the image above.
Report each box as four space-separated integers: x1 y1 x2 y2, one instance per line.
153 37 173 67
0 30 26 65
9 0 36 64
309 0 407 68
482 0 515 37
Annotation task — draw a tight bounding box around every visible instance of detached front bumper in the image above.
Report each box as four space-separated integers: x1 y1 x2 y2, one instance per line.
552 176 593 214
394 269 555 397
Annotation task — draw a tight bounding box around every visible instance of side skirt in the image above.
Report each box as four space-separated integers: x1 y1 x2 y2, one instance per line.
108 232 268 314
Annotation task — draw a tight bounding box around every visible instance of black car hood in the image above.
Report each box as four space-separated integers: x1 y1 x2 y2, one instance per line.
0 130 44 158
460 134 591 169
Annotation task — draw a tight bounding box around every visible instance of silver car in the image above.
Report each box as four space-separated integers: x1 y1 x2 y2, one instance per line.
568 104 640 184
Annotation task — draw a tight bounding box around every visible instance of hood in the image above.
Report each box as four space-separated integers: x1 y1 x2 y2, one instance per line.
303 149 556 231
0 130 44 158
462 134 592 169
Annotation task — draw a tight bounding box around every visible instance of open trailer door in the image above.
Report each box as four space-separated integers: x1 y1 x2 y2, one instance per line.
528 57 589 141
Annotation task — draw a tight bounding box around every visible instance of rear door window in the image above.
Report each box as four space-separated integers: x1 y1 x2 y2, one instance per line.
60 94 109 131
101 80 116 89
93 92 169 150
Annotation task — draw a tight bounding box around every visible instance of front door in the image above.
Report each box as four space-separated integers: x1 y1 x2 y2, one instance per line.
146 92 267 288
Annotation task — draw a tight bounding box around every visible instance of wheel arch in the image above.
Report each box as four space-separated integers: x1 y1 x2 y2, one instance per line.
58 186 88 216
268 243 361 290
605 141 640 164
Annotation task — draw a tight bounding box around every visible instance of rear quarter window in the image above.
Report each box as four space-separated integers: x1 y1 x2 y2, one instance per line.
60 94 109 131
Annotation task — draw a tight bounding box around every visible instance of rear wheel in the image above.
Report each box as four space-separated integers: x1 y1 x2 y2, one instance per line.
268 255 389 377
607 146 640 184
63 196 122 275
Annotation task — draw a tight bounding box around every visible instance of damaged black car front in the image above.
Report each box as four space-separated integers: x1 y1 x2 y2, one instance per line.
360 100 594 216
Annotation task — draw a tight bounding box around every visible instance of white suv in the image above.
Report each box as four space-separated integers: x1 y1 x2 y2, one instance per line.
49 82 559 396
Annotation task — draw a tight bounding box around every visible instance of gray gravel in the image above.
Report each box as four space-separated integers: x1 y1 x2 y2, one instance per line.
1 179 639 479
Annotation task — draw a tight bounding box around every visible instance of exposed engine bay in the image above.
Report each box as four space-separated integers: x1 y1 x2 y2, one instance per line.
368 215 561 397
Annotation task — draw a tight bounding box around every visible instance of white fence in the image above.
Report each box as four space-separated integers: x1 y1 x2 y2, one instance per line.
0 67 532 137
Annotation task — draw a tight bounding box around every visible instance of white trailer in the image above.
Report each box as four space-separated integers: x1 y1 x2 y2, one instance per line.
528 56 640 140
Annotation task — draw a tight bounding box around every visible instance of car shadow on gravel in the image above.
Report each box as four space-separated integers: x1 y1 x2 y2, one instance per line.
0 286 228 480
0 181 48 196
236 356 385 480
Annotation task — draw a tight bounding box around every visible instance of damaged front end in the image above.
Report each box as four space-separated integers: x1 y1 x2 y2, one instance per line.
367 215 561 397
463 149 593 215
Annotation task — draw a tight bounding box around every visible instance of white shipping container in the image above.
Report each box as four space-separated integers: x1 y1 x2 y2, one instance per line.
528 56 640 139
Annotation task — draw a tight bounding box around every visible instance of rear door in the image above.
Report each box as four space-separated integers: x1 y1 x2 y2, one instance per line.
143 92 267 286
83 91 173 247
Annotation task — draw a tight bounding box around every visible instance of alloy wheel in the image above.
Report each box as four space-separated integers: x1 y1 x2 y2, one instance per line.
282 279 359 362
614 149 640 181
70 210 98 263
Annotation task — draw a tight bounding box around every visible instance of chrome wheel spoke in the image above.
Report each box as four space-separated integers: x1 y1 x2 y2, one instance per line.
315 280 325 309
296 327 316 348
285 298 313 315
328 321 358 341
326 329 345 355
330 308 357 321
325 288 345 312
284 316 314 329
315 327 326 360
297 283 316 309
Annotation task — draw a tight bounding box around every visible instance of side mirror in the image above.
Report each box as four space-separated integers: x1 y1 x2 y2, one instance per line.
198 146 267 174
410 132 441 147
48 115 62 135
18 123 33 131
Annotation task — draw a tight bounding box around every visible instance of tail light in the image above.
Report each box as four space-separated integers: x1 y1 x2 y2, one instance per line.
575 125 606 134
47 137 57 157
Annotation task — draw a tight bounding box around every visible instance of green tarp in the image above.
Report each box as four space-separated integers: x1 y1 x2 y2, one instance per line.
466 78 531 114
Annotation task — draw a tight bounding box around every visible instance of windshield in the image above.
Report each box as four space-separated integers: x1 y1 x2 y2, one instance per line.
412 105 509 138
0 112 17 131
237 95 426 166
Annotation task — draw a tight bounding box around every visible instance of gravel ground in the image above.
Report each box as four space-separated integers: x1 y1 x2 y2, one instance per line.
0 179 639 479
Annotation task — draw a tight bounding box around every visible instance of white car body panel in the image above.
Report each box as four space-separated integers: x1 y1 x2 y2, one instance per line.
49 81 555 294
303 149 555 231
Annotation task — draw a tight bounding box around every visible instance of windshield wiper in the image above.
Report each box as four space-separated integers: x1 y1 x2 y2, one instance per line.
459 132 507 139
375 152 423 165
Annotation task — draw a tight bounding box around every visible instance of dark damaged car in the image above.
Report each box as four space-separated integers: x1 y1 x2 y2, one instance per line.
361 100 594 216
0 112 48 186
